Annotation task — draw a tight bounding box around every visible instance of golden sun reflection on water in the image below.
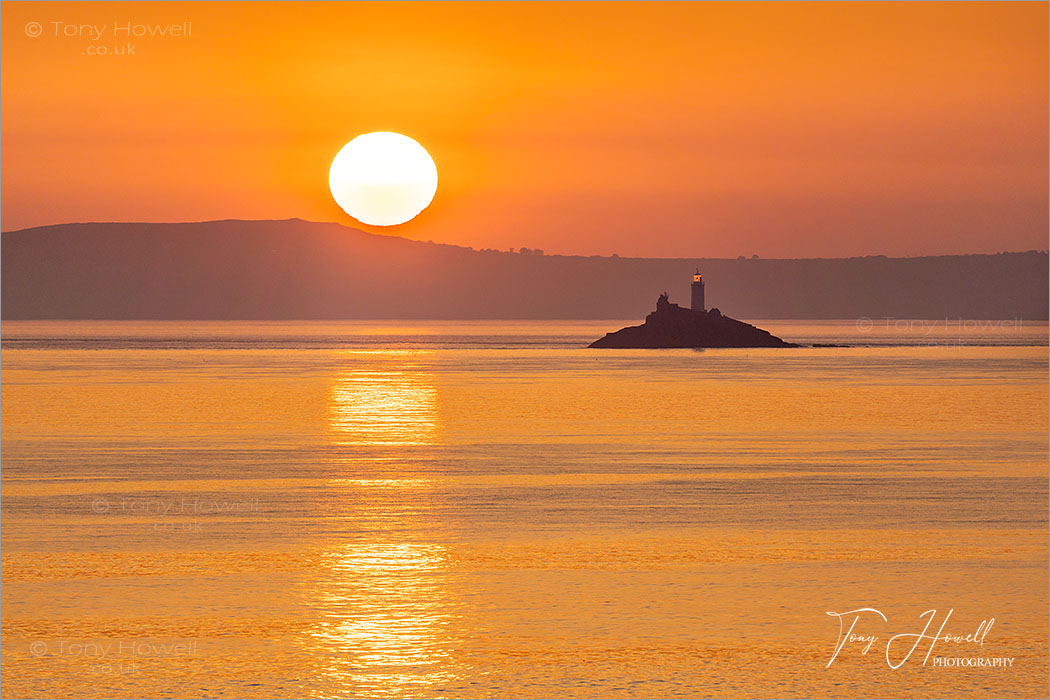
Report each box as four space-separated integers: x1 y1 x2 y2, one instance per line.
309 355 458 696
300 540 461 698
326 353 439 447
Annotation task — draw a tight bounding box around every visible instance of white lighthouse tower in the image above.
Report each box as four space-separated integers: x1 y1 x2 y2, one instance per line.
691 269 705 311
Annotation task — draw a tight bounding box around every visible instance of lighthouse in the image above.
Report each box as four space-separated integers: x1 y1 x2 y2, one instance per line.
691 270 705 311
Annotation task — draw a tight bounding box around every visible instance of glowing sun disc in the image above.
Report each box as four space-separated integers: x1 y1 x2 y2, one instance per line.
328 132 438 226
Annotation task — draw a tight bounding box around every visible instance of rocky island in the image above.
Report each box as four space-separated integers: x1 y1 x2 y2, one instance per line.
590 271 797 349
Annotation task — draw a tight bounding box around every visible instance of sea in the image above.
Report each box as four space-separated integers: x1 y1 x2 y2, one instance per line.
1 320 1047 698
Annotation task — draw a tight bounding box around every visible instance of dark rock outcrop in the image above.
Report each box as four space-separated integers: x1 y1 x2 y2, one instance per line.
589 294 797 348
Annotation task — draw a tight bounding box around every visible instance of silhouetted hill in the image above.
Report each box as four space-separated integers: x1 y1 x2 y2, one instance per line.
2 219 1046 320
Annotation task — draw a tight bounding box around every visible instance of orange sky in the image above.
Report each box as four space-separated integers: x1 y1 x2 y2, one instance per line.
2 1 1047 257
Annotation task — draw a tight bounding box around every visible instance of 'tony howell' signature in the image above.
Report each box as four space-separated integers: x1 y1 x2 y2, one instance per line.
826 608 998 669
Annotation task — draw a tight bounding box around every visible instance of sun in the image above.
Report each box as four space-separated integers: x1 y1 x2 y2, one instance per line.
328 132 438 227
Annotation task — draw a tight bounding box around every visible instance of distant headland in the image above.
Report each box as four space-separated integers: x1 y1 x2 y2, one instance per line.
2 220 1046 320
590 271 797 348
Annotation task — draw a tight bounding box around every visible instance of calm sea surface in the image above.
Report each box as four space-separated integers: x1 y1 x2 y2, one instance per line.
2 320 1047 698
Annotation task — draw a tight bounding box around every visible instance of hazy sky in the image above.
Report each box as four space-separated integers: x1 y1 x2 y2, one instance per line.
2 1 1046 257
